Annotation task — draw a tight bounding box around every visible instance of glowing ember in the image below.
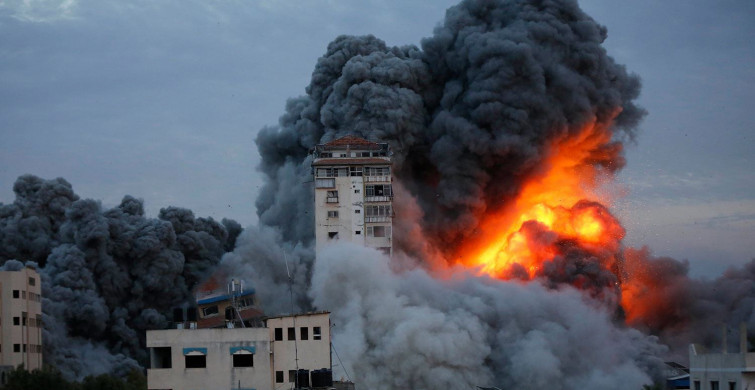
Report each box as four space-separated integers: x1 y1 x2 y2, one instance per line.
454 119 626 281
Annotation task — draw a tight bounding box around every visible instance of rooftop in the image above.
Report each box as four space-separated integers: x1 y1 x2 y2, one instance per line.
321 135 381 150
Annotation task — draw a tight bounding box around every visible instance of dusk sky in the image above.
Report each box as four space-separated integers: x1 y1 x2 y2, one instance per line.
1 0 753 278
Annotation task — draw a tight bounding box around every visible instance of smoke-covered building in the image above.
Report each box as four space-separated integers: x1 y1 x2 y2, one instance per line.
0 266 42 371
312 135 393 256
192 277 263 329
689 324 755 390
146 311 331 390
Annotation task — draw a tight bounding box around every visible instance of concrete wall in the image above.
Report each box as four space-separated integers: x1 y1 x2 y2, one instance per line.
267 312 331 386
0 268 43 371
147 328 271 390
689 343 755 390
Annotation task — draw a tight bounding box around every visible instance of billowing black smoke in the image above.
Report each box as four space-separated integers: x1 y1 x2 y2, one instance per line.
0 174 240 379
255 0 644 256
239 0 753 388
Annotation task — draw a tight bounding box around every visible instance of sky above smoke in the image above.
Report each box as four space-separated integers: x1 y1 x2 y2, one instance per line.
0 0 754 277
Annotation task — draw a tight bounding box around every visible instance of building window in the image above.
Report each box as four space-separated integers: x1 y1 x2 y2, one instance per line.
276 371 284 383
355 231 361 235
354 189 360 194
315 178 335 188
301 327 309 340
365 166 390 176
274 327 283 341
288 327 296 340
729 382 736 390
238 297 254 308
326 190 338 203
28 277 35 286
367 225 391 238
349 166 363 176
150 347 172 369
313 327 322 340
13 344 19 353
232 354 253 367
694 381 700 390
711 381 720 390
355 209 360 214
328 232 339 240
185 355 206 368
288 370 296 383
13 317 19 326
12 290 18 299
201 305 219 317
316 168 347 177
21 291 26 299
365 184 392 197
21 312 27 326
327 210 339 218
365 205 392 220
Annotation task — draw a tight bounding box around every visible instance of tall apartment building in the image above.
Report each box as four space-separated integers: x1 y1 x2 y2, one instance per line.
312 135 393 256
0 266 43 371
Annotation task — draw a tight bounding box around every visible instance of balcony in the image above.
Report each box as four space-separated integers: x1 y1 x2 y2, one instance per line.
326 197 339 203
365 216 391 223
365 175 390 183
364 196 392 202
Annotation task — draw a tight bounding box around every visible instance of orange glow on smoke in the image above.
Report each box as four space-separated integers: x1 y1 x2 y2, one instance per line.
455 119 625 280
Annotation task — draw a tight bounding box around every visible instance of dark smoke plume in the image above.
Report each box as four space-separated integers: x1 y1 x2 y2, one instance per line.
621 248 755 360
255 0 644 258
0 174 240 380
241 0 754 388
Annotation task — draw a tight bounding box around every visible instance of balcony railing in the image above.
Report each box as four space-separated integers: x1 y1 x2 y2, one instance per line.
326 197 339 203
364 196 392 202
365 175 390 183
365 216 391 223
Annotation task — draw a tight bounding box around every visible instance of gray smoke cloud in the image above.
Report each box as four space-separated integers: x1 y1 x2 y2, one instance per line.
310 243 665 390
0 174 240 380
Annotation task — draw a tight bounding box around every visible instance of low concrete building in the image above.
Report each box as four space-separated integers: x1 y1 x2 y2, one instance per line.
0 266 42 371
689 324 755 390
147 327 271 390
147 311 331 390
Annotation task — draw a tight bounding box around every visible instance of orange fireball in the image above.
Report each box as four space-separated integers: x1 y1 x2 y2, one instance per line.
454 119 625 281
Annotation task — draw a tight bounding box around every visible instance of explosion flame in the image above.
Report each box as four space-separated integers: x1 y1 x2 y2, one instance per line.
455 118 626 286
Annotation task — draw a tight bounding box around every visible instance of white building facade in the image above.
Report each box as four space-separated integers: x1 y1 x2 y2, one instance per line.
0 267 42 371
147 311 331 390
689 324 755 390
312 135 393 256
267 312 331 386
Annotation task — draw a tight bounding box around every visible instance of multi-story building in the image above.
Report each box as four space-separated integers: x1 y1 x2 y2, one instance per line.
267 312 331 386
0 266 43 370
689 324 754 390
146 311 331 390
312 135 393 256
